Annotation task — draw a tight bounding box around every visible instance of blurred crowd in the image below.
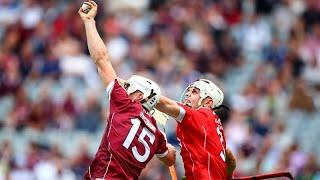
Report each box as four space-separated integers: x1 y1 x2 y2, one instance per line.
1 0 320 179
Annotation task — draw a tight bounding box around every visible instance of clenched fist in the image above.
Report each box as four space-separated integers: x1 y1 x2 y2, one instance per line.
78 1 98 22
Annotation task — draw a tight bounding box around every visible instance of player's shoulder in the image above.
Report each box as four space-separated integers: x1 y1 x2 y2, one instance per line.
106 79 124 94
111 79 123 89
178 104 209 119
196 107 220 121
197 107 215 114
178 103 195 113
108 79 142 113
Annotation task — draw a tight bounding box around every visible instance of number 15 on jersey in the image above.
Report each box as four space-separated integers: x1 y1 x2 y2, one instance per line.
123 118 155 163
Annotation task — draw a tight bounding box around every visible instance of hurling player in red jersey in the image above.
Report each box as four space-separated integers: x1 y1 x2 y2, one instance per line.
156 79 236 180
78 1 176 179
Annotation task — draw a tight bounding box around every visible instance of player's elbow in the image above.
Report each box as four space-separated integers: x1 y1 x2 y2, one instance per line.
92 51 109 63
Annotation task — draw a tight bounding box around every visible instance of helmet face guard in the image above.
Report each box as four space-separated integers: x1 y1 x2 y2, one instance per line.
126 75 161 112
181 79 224 108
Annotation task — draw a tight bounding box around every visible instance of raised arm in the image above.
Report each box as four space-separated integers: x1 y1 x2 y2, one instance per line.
78 1 116 86
156 96 181 119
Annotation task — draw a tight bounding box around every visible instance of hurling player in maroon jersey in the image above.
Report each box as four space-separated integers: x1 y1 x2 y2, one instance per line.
156 79 236 180
78 1 176 179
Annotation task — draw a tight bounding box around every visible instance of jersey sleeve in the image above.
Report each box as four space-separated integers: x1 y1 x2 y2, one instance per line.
106 79 132 113
155 130 168 157
175 104 202 128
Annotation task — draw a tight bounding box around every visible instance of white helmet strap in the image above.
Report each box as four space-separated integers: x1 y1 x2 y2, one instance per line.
198 96 207 107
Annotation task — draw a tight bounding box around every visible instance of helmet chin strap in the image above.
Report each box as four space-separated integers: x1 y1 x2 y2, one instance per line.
198 96 214 108
198 91 210 107
198 97 204 107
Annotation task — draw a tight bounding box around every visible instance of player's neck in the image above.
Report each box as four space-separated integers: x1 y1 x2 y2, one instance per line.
198 106 212 110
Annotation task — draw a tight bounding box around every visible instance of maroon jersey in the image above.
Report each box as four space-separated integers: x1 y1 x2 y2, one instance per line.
84 80 168 180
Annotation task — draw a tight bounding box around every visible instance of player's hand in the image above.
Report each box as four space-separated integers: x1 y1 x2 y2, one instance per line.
166 143 176 166
226 148 236 179
78 0 98 22
158 143 176 166
167 143 176 152
167 143 176 159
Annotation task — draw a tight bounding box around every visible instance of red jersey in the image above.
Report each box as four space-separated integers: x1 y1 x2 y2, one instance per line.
84 80 168 180
176 104 227 180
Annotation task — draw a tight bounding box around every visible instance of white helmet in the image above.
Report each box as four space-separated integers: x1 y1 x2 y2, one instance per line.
181 79 224 108
126 75 161 112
